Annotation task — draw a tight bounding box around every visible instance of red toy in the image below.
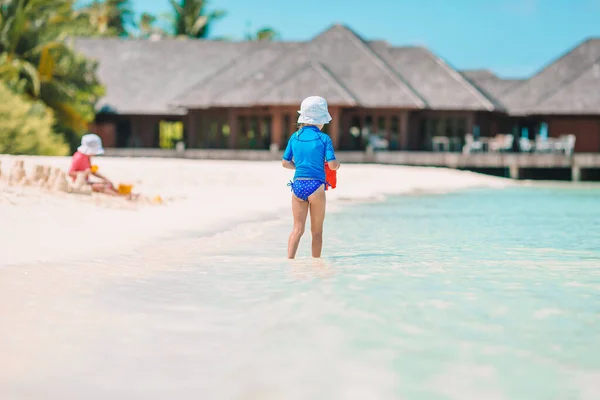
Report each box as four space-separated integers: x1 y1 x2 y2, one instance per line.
325 161 337 190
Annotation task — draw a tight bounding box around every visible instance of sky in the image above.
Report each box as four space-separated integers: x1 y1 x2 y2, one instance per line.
132 0 600 78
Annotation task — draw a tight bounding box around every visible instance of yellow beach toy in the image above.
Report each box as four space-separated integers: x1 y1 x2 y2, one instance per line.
152 195 164 204
90 165 99 173
117 183 133 195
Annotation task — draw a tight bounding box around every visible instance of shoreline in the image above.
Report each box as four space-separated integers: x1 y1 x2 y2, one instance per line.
1 155 513 267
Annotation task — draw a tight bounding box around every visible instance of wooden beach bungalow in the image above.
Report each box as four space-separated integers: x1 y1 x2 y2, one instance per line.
74 25 600 155
464 38 600 153
75 25 503 152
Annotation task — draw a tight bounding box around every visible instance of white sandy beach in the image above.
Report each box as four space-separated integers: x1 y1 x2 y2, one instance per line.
0 155 511 267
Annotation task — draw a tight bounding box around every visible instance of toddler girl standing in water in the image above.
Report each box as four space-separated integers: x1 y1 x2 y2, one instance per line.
282 96 340 259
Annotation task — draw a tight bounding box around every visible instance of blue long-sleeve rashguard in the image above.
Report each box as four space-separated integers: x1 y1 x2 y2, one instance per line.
282 125 337 200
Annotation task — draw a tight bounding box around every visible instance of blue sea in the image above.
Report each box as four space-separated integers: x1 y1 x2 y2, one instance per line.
2 186 600 400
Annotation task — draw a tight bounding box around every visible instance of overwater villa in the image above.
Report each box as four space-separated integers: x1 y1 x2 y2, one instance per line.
76 24 600 179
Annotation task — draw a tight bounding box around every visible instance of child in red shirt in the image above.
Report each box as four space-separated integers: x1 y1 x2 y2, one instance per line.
69 134 119 196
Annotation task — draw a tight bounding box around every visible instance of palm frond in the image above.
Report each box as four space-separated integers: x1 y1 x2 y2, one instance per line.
208 9 226 20
0 54 41 96
23 40 67 57
49 101 88 132
169 0 184 16
37 46 55 81
190 15 208 36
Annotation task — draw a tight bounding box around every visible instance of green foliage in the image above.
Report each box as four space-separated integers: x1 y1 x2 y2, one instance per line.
167 0 226 39
243 22 279 42
254 27 278 41
0 0 105 150
136 11 169 39
159 121 183 149
0 82 69 155
0 0 279 155
78 0 135 37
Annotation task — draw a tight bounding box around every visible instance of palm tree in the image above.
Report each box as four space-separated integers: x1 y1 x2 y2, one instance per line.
0 0 104 148
167 0 226 39
137 12 168 39
80 0 134 37
244 22 279 41
138 12 157 38
253 27 279 41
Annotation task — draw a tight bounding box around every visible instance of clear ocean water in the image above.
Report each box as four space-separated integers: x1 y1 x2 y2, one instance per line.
2 186 600 400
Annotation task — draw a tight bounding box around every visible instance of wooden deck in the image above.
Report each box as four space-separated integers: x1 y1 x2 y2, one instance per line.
104 149 600 181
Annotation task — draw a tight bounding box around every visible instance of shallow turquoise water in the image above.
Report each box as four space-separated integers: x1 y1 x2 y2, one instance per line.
2 187 600 400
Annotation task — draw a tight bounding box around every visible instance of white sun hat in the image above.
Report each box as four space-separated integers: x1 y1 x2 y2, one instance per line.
297 96 332 125
78 133 105 156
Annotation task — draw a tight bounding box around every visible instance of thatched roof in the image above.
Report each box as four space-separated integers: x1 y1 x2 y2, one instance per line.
72 37 276 114
372 47 499 111
529 64 600 114
73 25 599 116
172 25 427 109
501 38 600 115
460 69 523 108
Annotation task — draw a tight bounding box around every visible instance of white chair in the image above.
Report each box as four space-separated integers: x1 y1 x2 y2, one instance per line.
535 136 551 152
564 134 576 156
490 134 514 152
503 134 515 152
368 134 389 151
554 134 576 156
519 137 533 152
462 133 483 154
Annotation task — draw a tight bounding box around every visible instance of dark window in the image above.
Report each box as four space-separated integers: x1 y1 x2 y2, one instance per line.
364 115 373 136
260 116 271 150
377 116 386 136
247 117 259 149
237 116 247 149
116 120 132 148
344 115 363 150
390 116 399 150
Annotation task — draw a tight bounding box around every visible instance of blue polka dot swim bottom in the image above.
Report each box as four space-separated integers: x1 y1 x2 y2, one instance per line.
287 179 325 201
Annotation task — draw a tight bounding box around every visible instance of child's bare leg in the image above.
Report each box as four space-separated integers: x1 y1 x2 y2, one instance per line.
288 195 309 259
308 186 326 258
91 183 119 196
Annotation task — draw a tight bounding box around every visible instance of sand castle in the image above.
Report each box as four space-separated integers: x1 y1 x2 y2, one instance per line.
1 158 164 204
70 172 92 195
31 165 44 184
8 160 27 185
45 167 59 189
52 171 69 193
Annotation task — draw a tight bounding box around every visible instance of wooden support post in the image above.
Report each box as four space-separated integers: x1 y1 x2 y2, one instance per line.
329 107 341 148
467 112 475 135
130 116 141 147
199 112 208 149
289 112 296 136
572 166 581 182
509 164 520 180
271 108 283 152
384 114 392 143
228 109 238 149
399 111 410 150
186 110 197 148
